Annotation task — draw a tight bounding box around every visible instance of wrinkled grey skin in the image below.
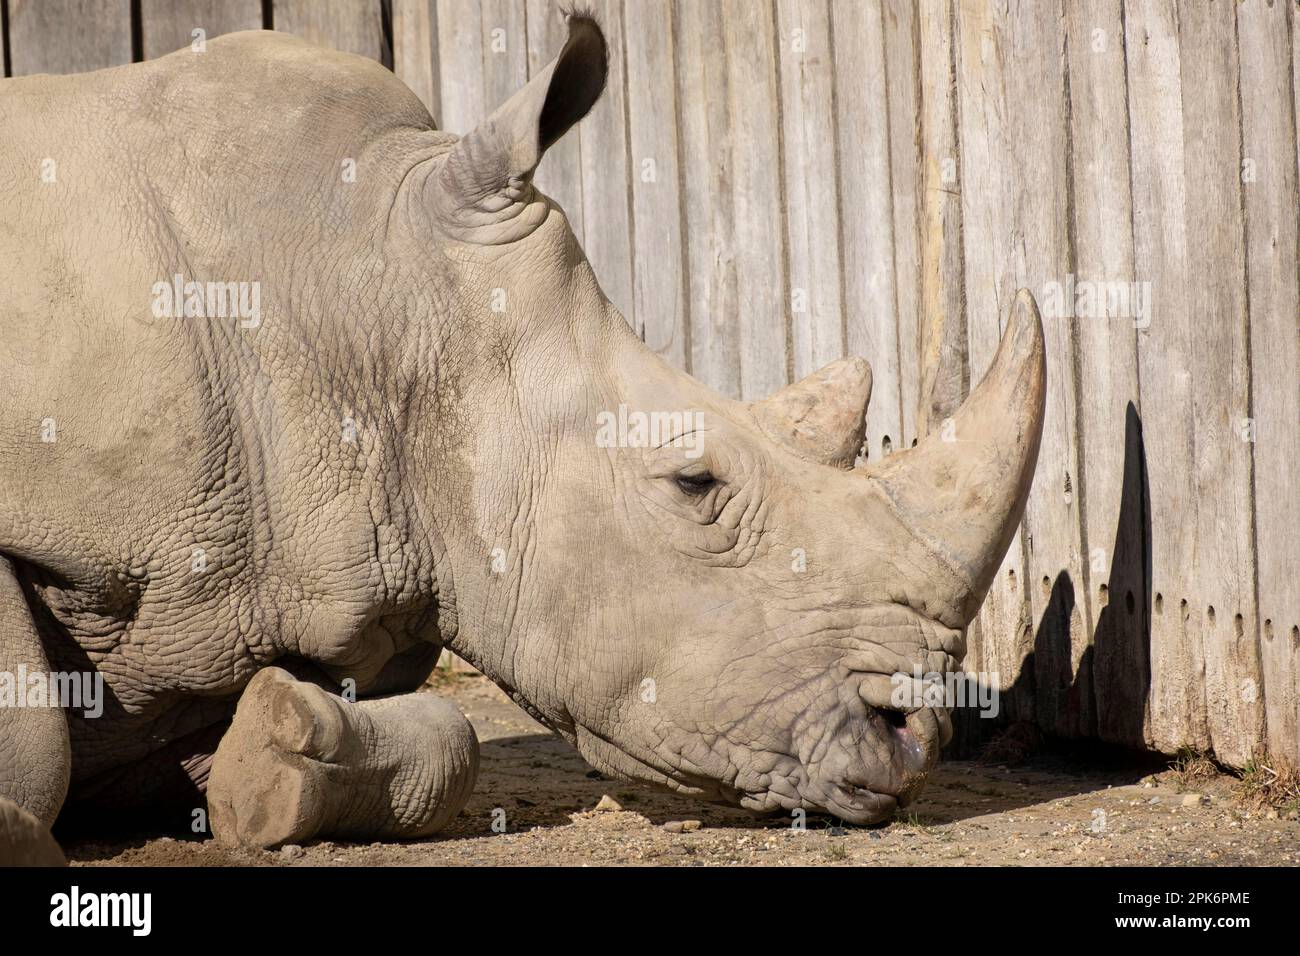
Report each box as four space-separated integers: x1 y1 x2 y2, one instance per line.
0 17 1044 856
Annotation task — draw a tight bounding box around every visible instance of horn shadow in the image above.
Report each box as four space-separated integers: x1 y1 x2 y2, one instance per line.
946 401 1152 760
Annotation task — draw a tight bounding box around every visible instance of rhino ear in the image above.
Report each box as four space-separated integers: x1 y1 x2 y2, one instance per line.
433 14 607 240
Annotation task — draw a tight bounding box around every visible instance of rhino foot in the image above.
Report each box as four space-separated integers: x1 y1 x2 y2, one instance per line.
207 667 478 849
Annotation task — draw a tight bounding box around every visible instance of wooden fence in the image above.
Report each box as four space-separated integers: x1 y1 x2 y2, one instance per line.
3 0 1296 766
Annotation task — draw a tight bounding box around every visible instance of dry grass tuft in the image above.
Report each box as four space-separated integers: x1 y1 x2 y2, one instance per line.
978 721 1042 766
1168 747 1219 792
1236 753 1300 812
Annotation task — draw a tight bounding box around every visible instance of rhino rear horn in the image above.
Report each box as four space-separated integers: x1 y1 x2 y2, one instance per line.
753 359 873 468
432 14 607 240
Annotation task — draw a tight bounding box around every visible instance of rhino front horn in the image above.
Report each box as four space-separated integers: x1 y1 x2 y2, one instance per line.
754 357 873 468
863 288 1046 625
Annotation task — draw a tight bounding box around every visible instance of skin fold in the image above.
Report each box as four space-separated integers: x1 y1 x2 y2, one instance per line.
0 16 1043 857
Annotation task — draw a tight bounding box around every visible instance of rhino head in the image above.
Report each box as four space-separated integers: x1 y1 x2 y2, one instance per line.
420 16 1044 823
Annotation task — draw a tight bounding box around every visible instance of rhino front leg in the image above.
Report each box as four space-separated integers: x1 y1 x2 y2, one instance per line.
207 667 478 849
0 556 71 831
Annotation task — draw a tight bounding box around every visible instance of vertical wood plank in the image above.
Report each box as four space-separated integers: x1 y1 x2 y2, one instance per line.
915 0 966 435
1175 0 1261 765
722 0 788 400
392 0 440 117
1065 0 1149 749
140 0 262 60
832 0 902 463
677 0 788 400
576 0 634 323
274 0 387 63
526 0 585 243
882 0 922 450
478 0 528 114
623 0 688 368
675 0 737 395
1239 0 1300 765
435 0 486 138
954 0 1012 379
1125 0 1208 754
7 0 132 75
999 0 1092 740
946 5 1100 772
778 0 845 380
953 0 1033 722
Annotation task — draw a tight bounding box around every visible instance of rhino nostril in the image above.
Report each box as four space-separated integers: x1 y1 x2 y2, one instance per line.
878 708 908 730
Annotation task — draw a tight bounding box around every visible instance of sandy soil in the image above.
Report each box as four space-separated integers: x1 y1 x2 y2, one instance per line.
64 674 1299 867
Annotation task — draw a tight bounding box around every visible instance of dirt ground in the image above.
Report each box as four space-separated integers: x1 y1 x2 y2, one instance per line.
64 674 1299 867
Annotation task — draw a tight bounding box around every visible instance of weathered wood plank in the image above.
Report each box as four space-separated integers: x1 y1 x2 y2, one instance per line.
720 0 788 400
674 0 736 395
1064 0 1149 749
526 0 585 243
952 0 1033 723
435 0 486 137
273 0 386 63
576 0 634 323
915 0 966 436
882 0 922 452
140 0 262 60
1242 0 1300 765
833 0 901 464
1124 0 1207 754
623 0 688 368
998 0 1092 740
8 0 132 75
1177 0 1262 766
392 0 440 117
1238 0 1300 765
478 0 528 115
778 0 845 381
954 0 1012 378
676 0 788 400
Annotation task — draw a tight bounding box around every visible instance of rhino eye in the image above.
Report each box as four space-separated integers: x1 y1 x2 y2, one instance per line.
674 470 717 496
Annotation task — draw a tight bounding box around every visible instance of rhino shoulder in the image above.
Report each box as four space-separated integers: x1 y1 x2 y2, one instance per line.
178 30 437 134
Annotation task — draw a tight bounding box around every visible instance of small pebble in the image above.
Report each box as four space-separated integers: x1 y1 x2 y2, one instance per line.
594 794 622 812
280 844 305 861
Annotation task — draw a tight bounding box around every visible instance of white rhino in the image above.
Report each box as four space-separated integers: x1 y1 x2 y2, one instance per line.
0 15 1043 858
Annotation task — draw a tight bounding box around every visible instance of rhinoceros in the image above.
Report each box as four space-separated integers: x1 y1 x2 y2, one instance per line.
0 14 1043 860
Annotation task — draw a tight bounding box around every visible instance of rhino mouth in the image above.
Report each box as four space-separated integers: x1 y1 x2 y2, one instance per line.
566 601 963 825
573 683 954 825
